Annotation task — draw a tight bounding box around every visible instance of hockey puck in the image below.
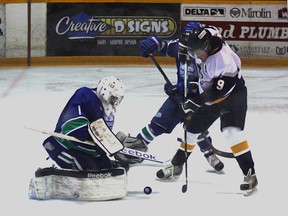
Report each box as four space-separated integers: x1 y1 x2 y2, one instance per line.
143 186 152 195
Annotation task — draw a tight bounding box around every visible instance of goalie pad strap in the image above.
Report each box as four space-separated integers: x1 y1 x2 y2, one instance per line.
35 166 125 178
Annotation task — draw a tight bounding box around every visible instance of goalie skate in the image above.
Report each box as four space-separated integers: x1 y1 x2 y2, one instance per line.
29 166 127 201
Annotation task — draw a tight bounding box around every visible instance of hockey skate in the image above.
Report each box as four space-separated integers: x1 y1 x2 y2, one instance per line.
156 164 183 181
204 149 224 172
240 169 258 196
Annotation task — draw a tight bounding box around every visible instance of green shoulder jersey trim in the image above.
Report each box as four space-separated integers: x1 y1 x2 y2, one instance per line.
54 137 100 157
55 117 100 156
61 117 89 135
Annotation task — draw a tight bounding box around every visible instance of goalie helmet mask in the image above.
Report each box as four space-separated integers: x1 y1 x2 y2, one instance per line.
95 76 125 117
179 27 212 57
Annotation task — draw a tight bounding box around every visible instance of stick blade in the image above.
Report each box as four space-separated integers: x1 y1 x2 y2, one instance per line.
182 184 187 193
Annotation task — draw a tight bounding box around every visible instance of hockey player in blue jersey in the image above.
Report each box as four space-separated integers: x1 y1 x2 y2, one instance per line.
42 76 129 171
114 22 224 175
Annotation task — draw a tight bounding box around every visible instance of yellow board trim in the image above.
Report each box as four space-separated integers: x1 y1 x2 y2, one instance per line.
0 56 287 67
1 0 286 4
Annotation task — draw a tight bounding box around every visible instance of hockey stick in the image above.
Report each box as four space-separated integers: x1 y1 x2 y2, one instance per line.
149 54 173 86
25 127 164 163
150 53 189 192
149 54 234 159
182 59 189 193
203 135 234 158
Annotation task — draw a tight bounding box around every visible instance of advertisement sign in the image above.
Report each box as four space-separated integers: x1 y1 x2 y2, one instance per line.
47 3 180 56
0 4 5 57
181 4 288 58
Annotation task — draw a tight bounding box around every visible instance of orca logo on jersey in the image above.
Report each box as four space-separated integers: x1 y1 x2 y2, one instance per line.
87 172 112 178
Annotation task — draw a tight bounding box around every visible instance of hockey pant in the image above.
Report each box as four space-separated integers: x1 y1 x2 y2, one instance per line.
42 136 112 171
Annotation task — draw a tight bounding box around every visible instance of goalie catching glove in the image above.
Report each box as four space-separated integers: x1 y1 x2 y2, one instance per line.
114 131 148 164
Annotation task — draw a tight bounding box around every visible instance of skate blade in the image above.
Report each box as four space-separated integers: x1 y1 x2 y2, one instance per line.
242 187 258 196
206 169 225 175
155 176 180 182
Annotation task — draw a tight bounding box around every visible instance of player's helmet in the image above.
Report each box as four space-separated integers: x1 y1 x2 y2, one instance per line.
180 27 211 57
95 76 125 116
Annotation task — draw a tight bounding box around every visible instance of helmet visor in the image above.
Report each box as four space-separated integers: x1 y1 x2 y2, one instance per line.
187 40 210 57
109 93 124 107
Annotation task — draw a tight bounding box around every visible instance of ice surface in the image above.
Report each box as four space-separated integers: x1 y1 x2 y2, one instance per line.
0 65 287 215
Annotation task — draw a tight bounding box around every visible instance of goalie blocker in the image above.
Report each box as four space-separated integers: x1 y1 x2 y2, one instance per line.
88 119 152 163
29 166 127 201
88 118 124 155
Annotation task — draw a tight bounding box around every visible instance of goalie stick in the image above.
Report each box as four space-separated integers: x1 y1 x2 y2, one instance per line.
25 127 164 164
149 54 234 159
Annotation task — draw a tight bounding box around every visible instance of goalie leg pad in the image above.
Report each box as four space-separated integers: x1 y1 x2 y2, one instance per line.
114 131 148 164
29 166 127 201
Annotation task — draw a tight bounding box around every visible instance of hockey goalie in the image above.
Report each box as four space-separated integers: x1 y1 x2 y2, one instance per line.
29 76 147 201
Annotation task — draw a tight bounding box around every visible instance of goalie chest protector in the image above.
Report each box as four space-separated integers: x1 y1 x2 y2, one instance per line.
29 166 127 201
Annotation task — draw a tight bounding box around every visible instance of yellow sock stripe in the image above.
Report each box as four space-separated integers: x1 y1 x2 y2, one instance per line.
180 141 195 152
230 140 249 156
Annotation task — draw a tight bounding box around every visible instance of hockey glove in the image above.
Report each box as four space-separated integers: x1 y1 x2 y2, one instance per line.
114 131 148 164
164 83 178 96
178 41 191 63
181 99 200 114
140 36 164 57
187 81 199 95
165 81 199 97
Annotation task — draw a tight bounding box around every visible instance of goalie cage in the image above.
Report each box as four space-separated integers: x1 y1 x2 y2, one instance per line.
29 166 127 201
